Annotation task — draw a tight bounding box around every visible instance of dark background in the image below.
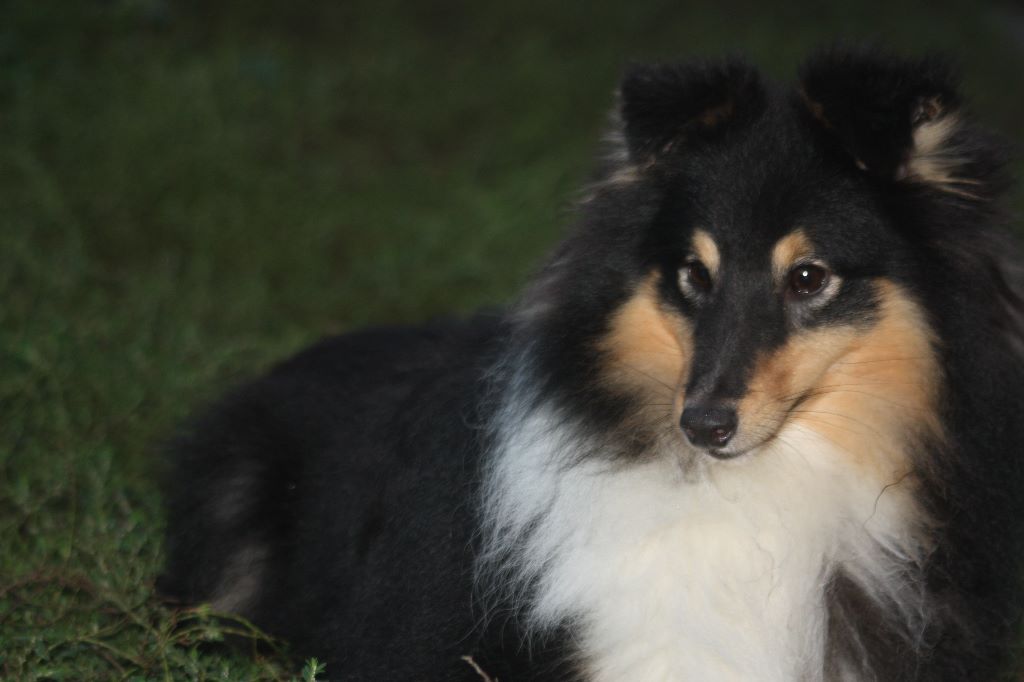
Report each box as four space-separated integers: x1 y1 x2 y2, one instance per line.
2 1 1022 678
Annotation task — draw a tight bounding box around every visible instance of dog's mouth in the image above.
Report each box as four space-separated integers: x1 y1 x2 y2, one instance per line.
682 389 813 462
699 436 773 461
677 424 770 462
704 448 745 458
704 446 752 460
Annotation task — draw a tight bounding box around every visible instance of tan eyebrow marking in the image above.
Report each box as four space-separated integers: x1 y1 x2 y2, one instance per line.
690 229 720 276
771 229 815 281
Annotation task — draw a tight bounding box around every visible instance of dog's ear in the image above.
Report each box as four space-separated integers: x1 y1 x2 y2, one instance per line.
799 47 1007 202
619 58 765 163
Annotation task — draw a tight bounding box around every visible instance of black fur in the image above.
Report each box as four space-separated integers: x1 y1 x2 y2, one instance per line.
620 57 766 161
800 46 959 176
160 49 1024 680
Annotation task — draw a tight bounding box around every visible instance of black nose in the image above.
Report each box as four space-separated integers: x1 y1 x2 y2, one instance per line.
680 405 737 448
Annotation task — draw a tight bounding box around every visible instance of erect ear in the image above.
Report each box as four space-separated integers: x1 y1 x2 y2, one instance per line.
799 47 1006 201
619 58 765 163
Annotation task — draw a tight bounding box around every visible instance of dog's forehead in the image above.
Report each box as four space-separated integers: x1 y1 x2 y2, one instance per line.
683 126 850 265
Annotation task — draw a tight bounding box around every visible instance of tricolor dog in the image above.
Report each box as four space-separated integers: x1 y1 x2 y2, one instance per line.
160 48 1024 680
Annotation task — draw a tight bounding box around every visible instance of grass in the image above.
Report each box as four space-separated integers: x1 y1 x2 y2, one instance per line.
1 0 1022 678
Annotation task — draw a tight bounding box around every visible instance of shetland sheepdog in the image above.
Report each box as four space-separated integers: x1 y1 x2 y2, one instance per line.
159 48 1024 681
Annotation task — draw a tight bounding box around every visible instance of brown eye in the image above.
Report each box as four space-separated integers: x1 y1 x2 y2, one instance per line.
686 261 712 292
788 264 829 297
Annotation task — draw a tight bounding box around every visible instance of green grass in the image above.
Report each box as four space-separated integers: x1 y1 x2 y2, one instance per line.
1 0 1022 678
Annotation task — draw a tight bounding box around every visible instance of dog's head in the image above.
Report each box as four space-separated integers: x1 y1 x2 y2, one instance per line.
522 48 1011 471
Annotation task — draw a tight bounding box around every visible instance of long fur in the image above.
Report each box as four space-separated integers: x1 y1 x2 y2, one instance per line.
160 48 1024 681
479 326 937 680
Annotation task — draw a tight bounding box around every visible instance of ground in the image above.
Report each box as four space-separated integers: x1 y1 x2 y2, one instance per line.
1 0 1022 679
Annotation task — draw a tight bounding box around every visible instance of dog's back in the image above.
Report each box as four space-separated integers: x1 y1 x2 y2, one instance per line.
159 316 546 678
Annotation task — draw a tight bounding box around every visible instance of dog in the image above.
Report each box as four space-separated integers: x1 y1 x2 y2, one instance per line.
159 47 1024 680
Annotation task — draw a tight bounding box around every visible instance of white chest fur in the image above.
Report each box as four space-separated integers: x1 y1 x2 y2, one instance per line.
480 407 927 682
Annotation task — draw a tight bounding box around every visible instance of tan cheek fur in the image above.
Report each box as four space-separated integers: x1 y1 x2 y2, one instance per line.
740 280 942 479
738 326 859 451
599 273 692 421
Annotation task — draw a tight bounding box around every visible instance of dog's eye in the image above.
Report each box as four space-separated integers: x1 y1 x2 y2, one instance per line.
685 260 712 293
788 264 829 297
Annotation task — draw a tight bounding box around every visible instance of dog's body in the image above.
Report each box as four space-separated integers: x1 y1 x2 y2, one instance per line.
160 49 1024 680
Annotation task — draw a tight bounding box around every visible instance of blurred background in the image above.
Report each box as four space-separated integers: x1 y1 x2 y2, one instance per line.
2 1 1022 678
